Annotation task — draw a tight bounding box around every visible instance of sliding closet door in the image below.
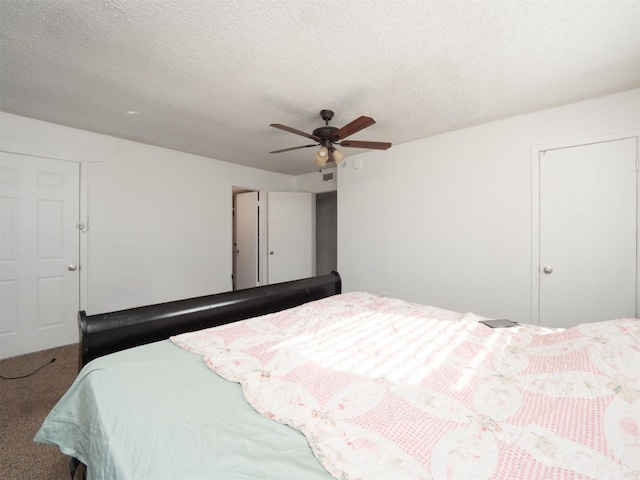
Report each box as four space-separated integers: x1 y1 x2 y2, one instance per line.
538 138 637 328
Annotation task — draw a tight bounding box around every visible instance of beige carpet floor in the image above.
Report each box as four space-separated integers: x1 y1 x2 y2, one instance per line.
1 343 78 479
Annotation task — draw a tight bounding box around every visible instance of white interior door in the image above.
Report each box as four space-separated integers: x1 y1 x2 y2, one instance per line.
539 138 637 328
267 192 314 284
0 152 80 359
235 191 259 290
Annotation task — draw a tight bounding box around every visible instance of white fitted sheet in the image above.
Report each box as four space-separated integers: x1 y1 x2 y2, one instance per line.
34 340 333 480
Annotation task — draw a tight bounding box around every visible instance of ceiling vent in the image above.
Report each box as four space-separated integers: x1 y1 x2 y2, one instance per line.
322 171 335 182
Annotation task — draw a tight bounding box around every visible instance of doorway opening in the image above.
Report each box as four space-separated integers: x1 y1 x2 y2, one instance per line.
232 188 337 290
315 191 337 275
232 187 256 291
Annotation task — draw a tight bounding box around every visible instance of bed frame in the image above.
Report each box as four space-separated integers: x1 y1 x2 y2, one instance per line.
78 272 342 369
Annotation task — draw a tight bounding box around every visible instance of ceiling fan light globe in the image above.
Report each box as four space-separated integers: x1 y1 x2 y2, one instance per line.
315 146 329 166
332 148 346 163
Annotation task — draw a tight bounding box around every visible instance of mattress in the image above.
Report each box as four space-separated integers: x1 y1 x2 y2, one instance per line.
35 292 640 479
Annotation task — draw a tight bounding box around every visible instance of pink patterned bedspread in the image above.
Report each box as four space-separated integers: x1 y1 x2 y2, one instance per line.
171 292 640 480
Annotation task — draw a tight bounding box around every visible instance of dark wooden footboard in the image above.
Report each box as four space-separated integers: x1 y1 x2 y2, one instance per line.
78 272 342 368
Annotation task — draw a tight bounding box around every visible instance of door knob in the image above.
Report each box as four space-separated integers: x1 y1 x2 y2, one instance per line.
68 264 77 271
543 266 553 274
269 251 274 255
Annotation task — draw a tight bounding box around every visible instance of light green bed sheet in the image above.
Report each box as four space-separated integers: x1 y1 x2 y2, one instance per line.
34 340 334 480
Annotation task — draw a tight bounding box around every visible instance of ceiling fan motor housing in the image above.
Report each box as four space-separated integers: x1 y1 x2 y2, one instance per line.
312 125 338 140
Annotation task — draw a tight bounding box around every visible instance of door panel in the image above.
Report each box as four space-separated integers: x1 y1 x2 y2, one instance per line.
0 153 80 359
267 192 314 284
539 138 637 328
235 191 259 290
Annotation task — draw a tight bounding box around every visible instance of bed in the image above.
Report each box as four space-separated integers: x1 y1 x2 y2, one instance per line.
35 272 640 479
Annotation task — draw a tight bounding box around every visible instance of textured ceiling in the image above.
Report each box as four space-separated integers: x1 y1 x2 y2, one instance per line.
1 1 638 175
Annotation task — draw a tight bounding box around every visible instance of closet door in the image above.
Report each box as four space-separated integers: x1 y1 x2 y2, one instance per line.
538 138 637 328
0 153 80 358
267 192 314 284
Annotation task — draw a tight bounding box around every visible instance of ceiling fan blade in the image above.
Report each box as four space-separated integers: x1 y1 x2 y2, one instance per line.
270 144 318 154
340 140 392 150
331 116 376 141
270 124 321 142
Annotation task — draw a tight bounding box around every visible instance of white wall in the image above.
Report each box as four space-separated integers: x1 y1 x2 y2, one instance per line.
3 89 637 319
294 167 337 193
337 89 639 323
1 112 294 314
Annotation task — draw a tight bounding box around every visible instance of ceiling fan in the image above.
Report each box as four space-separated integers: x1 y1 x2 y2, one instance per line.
270 110 392 167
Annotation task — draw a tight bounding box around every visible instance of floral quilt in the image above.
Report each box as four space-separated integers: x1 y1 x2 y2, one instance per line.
171 292 640 480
